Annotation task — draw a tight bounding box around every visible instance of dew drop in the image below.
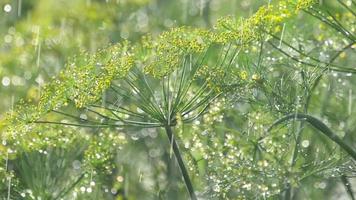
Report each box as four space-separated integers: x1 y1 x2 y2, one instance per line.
2 77 10 86
319 182 327 189
131 135 139 141
3 4 11 13
72 160 81 170
116 176 124 182
86 187 92 193
111 188 117 194
346 0 352 6
80 113 87 120
4 34 12 43
201 130 208 136
301 140 310 148
90 181 95 186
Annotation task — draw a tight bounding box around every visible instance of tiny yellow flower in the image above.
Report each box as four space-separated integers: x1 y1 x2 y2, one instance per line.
339 52 347 59
318 24 326 30
252 74 260 81
240 71 248 80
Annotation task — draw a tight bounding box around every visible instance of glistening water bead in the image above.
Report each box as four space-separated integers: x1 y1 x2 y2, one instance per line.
3 4 11 13
2 77 10 86
301 140 310 148
72 160 81 170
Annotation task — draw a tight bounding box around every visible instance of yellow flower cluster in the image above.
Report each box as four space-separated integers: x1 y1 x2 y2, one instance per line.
294 0 316 11
143 0 315 78
215 0 315 45
40 42 134 109
40 0 315 109
143 27 212 77
1 0 316 137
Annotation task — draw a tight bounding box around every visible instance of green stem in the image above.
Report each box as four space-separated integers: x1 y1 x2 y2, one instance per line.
268 113 356 160
54 173 85 200
284 72 311 200
341 175 355 200
284 185 292 200
164 126 197 200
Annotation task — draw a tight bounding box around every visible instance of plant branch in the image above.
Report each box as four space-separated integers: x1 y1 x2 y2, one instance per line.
54 173 85 200
341 175 355 200
164 126 197 200
268 113 356 160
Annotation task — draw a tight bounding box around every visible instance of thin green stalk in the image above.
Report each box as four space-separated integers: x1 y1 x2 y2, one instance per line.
268 41 356 74
268 113 356 160
338 0 356 17
341 175 355 200
303 8 355 41
326 10 354 38
267 31 346 69
86 106 161 127
284 72 311 200
164 126 197 200
54 173 85 200
34 121 116 128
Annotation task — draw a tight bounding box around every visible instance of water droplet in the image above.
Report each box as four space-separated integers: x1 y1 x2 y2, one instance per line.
319 181 327 189
242 183 252 190
2 77 10 86
4 34 12 43
86 187 92 193
213 184 221 192
116 176 124 182
90 181 95 186
3 4 11 13
346 0 352 6
131 135 139 141
111 188 118 194
301 140 310 148
137 107 144 113
72 160 81 170
80 113 87 120
201 130 208 135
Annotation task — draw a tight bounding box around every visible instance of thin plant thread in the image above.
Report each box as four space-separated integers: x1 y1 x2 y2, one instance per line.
279 23 286 48
7 176 11 200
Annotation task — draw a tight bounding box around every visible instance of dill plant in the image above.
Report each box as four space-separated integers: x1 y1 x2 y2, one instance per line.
1 0 356 199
